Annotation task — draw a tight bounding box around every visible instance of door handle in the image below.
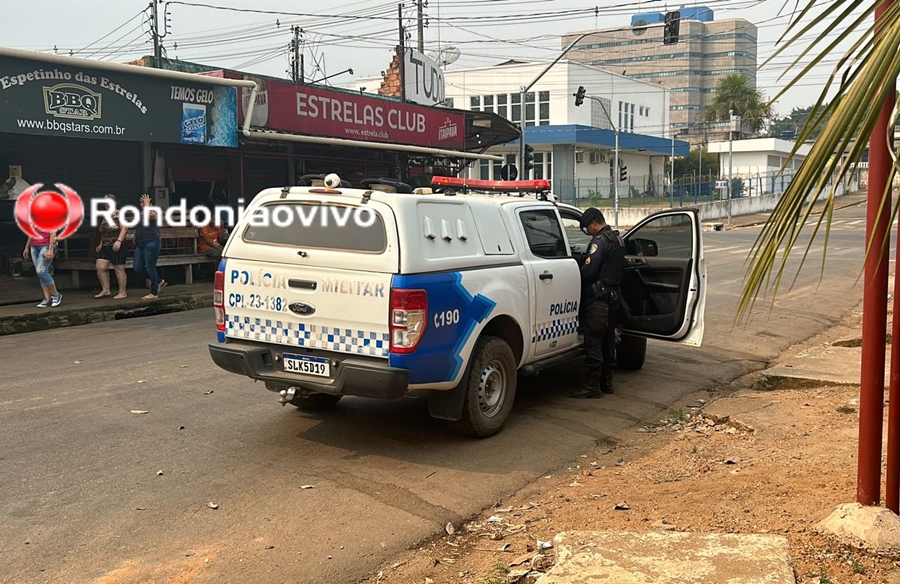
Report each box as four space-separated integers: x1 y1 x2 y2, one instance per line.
628 257 647 266
539 272 553 280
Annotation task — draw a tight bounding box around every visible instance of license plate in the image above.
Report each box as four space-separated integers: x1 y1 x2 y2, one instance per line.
283 354 330 377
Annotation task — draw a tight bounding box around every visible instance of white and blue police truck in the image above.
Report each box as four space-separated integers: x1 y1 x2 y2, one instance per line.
208 174 707 438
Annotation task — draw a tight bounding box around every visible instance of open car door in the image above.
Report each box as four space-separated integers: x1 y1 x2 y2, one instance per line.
619 208 706 347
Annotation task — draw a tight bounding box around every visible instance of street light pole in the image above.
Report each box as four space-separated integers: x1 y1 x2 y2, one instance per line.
584 94 619 228
670 131 675 208
518 31 597 178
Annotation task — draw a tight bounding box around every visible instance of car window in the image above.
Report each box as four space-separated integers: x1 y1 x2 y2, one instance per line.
559 215 591 248
241 202 387 253
625 213 693 259
519 209 567 259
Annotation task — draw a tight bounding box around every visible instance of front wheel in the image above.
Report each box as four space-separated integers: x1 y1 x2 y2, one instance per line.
447 336 517 438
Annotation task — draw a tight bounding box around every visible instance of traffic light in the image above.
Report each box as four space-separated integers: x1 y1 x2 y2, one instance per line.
574 85 586 107
663 10 680 45
524 144 535 175
500 163 518 181
619 161 627 182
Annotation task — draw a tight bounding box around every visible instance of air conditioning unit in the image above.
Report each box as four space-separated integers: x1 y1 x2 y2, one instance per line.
575 151 584 163
589 151 602 164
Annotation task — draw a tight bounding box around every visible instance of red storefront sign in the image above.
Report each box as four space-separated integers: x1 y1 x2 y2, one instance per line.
233 76 465 150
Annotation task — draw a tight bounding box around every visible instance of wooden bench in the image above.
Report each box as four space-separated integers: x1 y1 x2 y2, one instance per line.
56 226 218 288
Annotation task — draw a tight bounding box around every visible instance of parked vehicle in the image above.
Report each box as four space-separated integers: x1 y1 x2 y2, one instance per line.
208 174 707 437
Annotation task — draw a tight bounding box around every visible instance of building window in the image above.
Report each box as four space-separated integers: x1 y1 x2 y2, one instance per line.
524 92 535 127
444 97 454 108
470 96 481 110
511 93 521 124
630 103 635 132
497 94 508 119
539 90 550 125
483 95 494 113
533 152 544 179
479 160 490 180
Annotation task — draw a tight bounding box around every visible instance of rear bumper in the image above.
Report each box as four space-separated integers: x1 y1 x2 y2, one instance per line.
208 341 409 400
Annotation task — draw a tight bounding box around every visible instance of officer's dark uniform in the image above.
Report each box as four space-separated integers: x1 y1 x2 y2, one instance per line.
570 208 626 399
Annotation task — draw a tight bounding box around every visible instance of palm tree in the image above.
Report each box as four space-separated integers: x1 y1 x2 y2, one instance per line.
736 1 900 322
701 73 774 136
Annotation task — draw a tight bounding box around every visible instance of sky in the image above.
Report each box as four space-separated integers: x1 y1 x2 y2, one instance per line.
2 0 870 118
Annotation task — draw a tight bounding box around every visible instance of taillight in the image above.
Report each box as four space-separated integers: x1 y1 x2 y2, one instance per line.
214 270 225 332
390 289 427 354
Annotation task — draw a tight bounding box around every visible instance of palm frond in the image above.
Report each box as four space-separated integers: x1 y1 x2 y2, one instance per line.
735 0 900 326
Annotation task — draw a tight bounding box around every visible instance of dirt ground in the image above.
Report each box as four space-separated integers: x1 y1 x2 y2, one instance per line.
359 327 900 583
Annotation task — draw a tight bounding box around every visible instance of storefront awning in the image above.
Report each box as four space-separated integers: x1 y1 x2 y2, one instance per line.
243 129 505 161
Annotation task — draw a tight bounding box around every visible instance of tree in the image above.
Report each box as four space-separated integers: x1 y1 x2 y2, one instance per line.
672 147 719 178
767 104 830 139
701 73 775 136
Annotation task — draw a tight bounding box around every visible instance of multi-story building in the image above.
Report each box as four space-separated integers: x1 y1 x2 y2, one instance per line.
563 6 757 146
348 60 688 207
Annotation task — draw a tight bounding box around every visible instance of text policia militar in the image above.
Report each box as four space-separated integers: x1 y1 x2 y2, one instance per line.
90 199 378 229
0 67 148 113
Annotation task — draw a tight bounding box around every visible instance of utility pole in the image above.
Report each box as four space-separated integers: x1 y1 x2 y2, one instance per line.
291 26 300 83
417 0 425 53
150 0 161 67
398 3 406 101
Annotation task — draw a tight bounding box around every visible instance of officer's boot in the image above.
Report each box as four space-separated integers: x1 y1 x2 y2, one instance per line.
570 370 602 399
600 366 615 394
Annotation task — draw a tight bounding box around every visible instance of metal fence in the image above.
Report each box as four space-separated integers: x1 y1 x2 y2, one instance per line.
553 169 855 208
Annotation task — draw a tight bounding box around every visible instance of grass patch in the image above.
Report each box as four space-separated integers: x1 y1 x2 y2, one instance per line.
836 406 857 414
481 563 509 584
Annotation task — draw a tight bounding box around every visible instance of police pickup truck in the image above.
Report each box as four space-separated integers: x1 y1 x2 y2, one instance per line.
208 174 706 438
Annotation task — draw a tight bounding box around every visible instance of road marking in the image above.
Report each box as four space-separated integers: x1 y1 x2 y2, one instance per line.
705 245 744 253
847 220 865 226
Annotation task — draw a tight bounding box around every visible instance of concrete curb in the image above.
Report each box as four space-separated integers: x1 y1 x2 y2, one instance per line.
0 293 213 336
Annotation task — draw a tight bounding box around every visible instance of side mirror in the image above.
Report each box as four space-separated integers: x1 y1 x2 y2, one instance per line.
629 237 658 257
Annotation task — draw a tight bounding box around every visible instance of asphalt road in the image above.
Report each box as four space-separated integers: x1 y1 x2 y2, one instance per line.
0 201 872 584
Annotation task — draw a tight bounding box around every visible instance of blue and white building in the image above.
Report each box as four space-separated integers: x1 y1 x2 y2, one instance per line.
348 60 689 204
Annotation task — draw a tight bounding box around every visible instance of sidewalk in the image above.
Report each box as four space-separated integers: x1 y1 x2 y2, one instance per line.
360 298 900 584
0 282 213 336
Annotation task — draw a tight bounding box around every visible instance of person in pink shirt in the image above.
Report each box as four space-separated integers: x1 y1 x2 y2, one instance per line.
23 228 62 307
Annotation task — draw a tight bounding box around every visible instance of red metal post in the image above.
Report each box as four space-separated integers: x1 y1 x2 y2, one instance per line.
888 232 900 512
858 0 896 507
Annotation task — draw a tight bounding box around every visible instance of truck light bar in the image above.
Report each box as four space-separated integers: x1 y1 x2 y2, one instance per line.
431 177 551 191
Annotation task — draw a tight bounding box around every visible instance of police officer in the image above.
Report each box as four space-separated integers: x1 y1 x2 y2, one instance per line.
570 208 626 399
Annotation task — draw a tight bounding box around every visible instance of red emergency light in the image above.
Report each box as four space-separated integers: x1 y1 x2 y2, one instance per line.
431 176 551 191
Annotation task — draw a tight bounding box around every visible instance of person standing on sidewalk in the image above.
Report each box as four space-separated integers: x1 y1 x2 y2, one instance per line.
23 227 62 308
132 193 166 300
94 194 129 299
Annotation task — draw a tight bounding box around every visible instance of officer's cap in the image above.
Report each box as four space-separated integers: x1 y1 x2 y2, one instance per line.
579 207 605 229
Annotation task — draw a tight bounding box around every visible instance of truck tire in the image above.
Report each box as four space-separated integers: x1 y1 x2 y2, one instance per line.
291 392 343 411
448 335 517 438
616 334 647 370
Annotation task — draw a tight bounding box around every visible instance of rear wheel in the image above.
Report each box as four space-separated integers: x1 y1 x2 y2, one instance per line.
616 334 647 370
291 392 343 411
448 335 517 438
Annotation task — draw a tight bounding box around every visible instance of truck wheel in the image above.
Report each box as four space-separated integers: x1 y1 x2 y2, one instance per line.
448 335 517 438
291 392 343 411
616 334 647 370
